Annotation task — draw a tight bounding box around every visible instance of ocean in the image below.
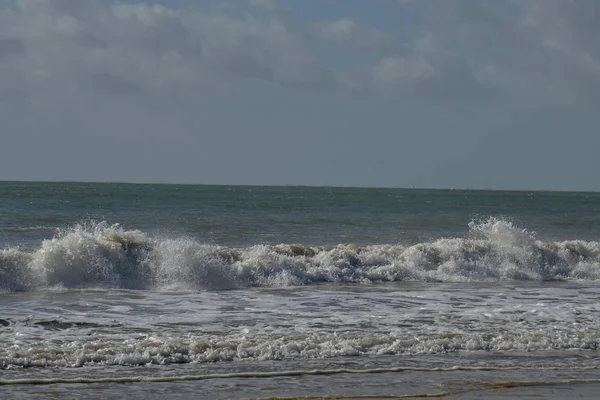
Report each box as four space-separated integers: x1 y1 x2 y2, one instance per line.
1 182 600 399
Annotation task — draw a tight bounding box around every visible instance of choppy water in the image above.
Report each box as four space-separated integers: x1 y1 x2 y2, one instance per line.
2 182 600 398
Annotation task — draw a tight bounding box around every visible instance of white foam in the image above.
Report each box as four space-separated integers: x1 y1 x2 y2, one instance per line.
2 328 600 368
2 218 600 291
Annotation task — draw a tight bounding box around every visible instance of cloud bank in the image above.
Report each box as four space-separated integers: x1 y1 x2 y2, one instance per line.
0 0 599 187
1 0 597 102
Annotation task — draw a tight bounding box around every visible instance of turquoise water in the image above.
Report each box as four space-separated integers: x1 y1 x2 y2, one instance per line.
2 182 600 398
3 182 600 247
3 182 600 289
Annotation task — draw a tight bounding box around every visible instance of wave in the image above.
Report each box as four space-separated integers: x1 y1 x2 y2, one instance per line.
2 328 600 368
1 218 600 291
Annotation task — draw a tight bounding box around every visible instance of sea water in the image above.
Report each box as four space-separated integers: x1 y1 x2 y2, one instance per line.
1 182 600 398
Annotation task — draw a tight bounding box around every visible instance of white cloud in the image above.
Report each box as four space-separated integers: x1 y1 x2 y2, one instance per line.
1 0 599 106
320 18 355 39
248 0 279 10
0 0 328 101
315 18 388 50
405 0 600 104
372 56 434 87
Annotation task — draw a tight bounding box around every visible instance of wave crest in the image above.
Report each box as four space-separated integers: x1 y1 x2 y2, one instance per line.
1 219 600 291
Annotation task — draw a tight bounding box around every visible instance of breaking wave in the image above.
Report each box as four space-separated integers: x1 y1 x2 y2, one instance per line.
1 218 600 291
2 328 600 368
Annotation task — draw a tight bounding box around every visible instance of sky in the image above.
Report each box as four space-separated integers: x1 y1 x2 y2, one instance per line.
1 0 599 190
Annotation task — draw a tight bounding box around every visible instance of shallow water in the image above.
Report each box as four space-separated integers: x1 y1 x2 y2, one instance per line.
2 283 600 370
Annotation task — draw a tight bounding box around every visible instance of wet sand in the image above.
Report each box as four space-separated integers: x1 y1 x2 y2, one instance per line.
2 366 600 399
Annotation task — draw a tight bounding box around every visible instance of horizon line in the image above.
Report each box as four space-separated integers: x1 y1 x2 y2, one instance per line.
0 179 597 194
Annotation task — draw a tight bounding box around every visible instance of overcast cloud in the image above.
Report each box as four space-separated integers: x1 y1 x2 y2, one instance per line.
1 0 599 189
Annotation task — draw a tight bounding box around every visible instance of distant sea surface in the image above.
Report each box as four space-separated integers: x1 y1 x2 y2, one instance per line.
2 182 600 399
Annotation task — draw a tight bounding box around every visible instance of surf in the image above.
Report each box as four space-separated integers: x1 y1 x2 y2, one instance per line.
1 218 600 292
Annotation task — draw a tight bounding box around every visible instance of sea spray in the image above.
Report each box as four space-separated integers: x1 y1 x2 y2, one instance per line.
1 218 600 292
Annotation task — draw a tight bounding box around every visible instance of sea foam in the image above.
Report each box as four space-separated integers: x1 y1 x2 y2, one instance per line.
1 218 600 291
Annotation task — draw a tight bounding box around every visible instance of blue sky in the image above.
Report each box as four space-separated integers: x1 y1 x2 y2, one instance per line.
1 0 599 190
